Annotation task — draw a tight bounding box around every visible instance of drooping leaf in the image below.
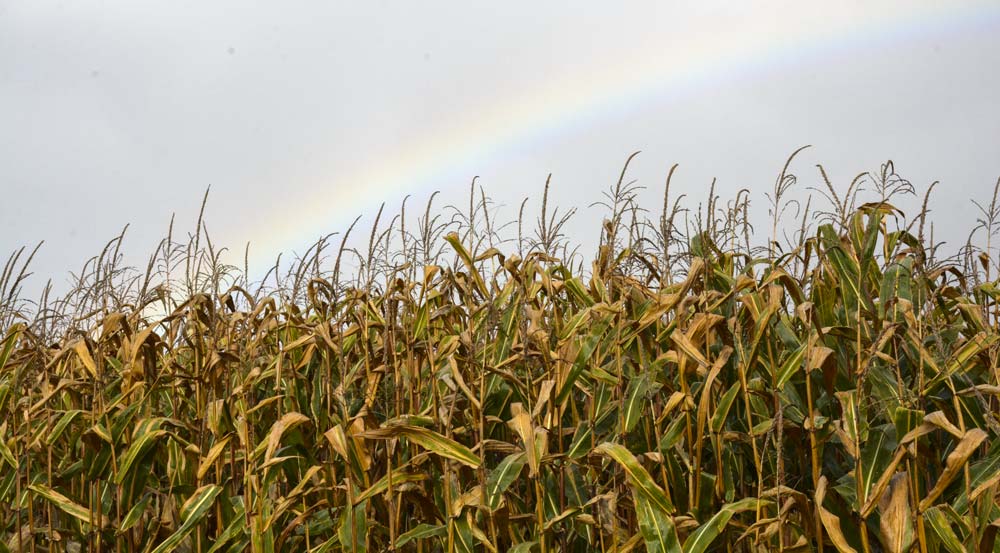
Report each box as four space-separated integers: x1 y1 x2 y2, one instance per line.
507 403 546 477
596 442 674 514
815 476 860 553
919 428 988 511
363 424 480 468
149 485 223 553
116 418 169 484
923 506 966 553
485 452 526 511
395 523 445 548
30 483 109 527
555 315 611 405
774 342 807 390
508 542 537 553
263 411 311 463
635 494 682 553
876 472 914 553
682 497 762 553
119 494 151 532
623 372 656 434
351 470 424 506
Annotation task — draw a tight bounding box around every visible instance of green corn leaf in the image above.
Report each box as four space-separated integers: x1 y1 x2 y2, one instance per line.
485 451 527 511
0 325 20 369
149 484 223 553
556 315 611 405
623 372 655 434
566 423 593 459
395 523 446 548
30 483 109 527
710 382 741 433
453 515 475 553
774 342 807 390
923 506 966 553
879 258 913 320
338 500 368 553
206 503 249 553
46 409 84 446
492 299 520 365
115 419 169 484
682 497 763 553
0 424 16 470
596 442 674 514
926 333 998 391
412 302 430 340
965 441 1000 507
857 424 896 510
635 494 682 553
119 494 151 532
354 471 427 505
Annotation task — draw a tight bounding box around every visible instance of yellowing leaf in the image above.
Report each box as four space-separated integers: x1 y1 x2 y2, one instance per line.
876 472 914 553
264 411 311 463
73 339 98 379
919 428 988 511
363 424 480 468
815 476 859 553
595 442 674 515
30 483 109 527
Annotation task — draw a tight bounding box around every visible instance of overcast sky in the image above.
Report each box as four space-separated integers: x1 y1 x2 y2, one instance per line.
3 1 1000 293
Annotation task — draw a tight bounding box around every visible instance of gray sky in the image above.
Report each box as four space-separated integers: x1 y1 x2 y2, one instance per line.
3 1 1000 292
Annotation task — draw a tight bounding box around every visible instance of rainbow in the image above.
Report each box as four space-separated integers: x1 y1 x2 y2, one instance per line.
243 2 1000 272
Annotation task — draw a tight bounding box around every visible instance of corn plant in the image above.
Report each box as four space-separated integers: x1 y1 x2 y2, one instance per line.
2 154 1000 552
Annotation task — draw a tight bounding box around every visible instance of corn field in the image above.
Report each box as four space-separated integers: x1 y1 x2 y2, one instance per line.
3 151 1000 552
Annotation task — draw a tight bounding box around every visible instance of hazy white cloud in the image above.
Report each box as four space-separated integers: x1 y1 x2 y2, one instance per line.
2 1 999 291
